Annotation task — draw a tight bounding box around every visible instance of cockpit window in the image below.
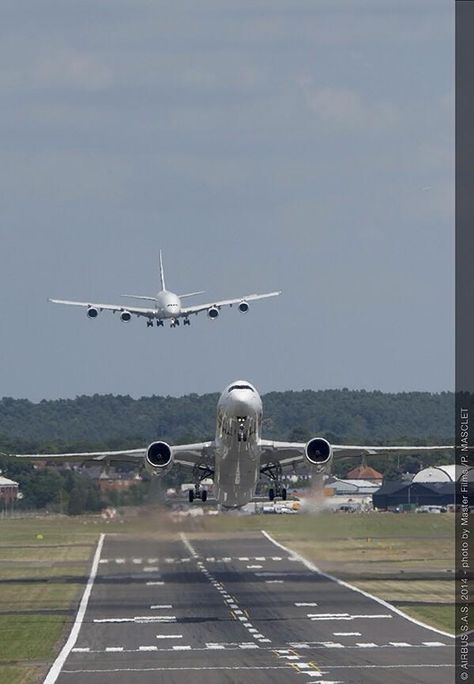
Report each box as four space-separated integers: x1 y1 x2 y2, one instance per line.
228 384 254 392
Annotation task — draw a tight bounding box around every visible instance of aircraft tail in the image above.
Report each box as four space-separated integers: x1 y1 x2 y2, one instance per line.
159 250 166 291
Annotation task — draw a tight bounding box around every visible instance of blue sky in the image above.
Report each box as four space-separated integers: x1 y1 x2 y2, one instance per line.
0 0 453 400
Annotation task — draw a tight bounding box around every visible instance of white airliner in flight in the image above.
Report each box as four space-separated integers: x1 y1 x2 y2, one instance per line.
49 252 280 328
14 381 454 509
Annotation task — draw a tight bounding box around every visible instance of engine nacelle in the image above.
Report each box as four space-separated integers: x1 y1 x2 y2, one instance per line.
120 310 132 322
145 441 173 477
207 306 219 319
238 300 249 313
87 306 99 319
305 438 333 471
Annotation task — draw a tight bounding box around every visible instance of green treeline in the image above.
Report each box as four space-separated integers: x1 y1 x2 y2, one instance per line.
0 388 453 452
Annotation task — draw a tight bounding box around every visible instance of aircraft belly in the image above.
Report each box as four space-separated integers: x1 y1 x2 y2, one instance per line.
214 439 259 508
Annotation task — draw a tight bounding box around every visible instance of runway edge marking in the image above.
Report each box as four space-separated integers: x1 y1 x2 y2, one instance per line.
43 533 106 684
260 529 454 640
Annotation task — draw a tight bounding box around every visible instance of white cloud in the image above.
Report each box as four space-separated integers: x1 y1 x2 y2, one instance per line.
298 79 400 131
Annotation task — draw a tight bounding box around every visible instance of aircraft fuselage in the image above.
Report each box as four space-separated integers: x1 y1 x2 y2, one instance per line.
213 381 263 508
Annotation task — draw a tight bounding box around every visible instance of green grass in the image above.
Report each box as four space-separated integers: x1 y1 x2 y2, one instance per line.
0 666 45 684
401 604 455 634
0 615 66 662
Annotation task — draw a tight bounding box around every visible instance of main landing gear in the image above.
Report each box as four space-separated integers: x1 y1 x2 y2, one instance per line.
261 462 287 501
188 463 214 503
146 320 164 328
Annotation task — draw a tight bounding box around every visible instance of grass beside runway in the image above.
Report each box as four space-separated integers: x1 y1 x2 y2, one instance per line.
0 510 455 682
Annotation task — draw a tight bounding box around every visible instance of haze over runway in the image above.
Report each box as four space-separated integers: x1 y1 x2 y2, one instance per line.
0 1 453 400
48 530 453 684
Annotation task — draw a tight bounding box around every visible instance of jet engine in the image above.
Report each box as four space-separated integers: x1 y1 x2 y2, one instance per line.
87 307 99 319
120 310 132 322
145 441 173 477
238 301 249 313
305 437 333 471
207 306 219 319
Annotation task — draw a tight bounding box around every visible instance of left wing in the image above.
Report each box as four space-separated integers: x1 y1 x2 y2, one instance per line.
49 299 156 319
259 439 454 469
11 441 215 470
181 291 281 316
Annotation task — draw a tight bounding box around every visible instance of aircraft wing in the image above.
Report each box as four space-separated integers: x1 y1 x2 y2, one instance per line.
49 299 156 318
181 291 281 316
11 442 216 469
259 440 454 468
12 448 146 464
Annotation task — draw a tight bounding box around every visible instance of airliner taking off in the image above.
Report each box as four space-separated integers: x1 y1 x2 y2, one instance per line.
49 252 280 328
14 381 455 509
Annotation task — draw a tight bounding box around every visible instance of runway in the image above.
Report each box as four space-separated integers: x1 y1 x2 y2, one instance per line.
50 530 453 683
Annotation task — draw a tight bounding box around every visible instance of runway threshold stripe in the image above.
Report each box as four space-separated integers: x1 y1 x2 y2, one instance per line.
43 533 105 684
261 529 454 639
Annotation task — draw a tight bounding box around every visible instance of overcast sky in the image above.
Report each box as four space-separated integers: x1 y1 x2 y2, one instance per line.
0 0 453 401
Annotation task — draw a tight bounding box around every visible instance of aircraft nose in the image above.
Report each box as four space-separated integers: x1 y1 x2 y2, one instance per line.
229 392 256 417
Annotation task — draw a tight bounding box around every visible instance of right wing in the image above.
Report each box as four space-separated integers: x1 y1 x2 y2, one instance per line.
49 299 156 319
181 291 281 316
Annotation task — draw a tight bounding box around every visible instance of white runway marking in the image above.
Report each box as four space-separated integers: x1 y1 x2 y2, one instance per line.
156 634 182 639
150 604 173 609
389 642 412 647
43 533 105 684
295 602 318 607
99 559 108 564
333 632 361 636
356 642 378 648
146 581 164 586
309 613 392 621
139 646 158 651
132 558 142 564
265 580 284 583
63 666 294 673
94 616 176 623
423 641 446 646
247 564 263 569
105 647 124 652
143 566 159 572
261 529 455 639
115 559 125 564
71 648 89 652
173 645 192 650
180 533 198 558
238 557 250 561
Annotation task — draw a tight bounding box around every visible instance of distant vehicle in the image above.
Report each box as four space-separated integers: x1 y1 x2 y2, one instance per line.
49 251 281 328
416 505 447 514
13 380 458 510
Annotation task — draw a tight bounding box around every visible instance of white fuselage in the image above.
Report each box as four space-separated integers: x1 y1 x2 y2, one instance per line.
154 290 182 319
213 381 263 508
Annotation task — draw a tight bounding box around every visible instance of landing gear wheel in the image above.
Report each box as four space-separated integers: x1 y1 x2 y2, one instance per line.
269 488 275 501
281 488 287 501
147 320 153 328
188 490 194 503
201 490 207 503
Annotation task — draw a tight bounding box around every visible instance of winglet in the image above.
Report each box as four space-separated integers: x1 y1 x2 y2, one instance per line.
159 250 166 291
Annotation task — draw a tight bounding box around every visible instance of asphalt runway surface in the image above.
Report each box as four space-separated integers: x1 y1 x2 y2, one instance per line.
50 530 453 684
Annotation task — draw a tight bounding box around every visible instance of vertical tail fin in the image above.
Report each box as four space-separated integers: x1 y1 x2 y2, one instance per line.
159 250 166 291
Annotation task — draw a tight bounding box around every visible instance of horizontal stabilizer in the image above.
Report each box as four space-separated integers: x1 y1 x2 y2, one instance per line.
120 294 157 302
179 291 206 299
